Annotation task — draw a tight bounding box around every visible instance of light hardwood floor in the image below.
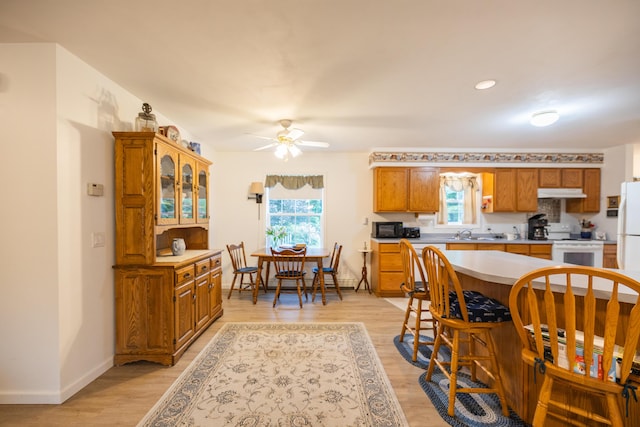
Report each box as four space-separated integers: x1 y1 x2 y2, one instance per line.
0 290 448 427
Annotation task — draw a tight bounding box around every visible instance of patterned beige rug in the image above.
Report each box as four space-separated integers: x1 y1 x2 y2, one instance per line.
138 322 409 426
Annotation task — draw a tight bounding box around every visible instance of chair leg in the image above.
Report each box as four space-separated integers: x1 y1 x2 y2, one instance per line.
483 331 509 417
532 375 553 427
227 274 239 299
426 322 444 381
273 279 282 307
411 298 423 362
296 279 304 308
311 272 319 301
447 330 461 417
302 277 308 301
400 295 414 342
331 272 343 300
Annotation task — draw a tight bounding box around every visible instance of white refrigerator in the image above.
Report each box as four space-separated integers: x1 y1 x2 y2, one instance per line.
617 181 640 270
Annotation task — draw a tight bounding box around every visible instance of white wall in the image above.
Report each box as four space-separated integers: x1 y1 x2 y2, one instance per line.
0 43 185 404
210 151 373 286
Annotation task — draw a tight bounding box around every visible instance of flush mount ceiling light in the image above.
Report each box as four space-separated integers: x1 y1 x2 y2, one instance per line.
530 110 560 127
475 79 496 90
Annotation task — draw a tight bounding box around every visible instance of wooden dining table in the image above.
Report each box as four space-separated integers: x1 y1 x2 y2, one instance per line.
250 247 332 305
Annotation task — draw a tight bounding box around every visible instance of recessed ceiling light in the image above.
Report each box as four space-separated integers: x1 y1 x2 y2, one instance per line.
475 80 496 90
530 110 560 127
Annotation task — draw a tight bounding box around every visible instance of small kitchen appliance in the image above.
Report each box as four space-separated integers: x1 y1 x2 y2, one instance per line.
371 221 403 238
402 227 421 238
528 213 549 240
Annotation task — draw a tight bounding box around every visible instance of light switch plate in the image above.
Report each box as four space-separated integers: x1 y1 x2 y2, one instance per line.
92 232 105 248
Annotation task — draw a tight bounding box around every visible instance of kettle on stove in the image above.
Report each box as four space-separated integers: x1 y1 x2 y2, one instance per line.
527 213 549 240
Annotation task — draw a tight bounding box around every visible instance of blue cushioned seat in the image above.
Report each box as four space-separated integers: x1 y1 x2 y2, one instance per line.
449 290 512 323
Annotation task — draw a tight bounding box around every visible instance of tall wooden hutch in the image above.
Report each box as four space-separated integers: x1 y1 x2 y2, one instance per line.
112 132 223 366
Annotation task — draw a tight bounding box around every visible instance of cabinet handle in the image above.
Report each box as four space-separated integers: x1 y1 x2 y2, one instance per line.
183 273 191 279
202 266 208 271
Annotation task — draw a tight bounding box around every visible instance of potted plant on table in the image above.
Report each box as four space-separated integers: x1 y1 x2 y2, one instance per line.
266 226 288 248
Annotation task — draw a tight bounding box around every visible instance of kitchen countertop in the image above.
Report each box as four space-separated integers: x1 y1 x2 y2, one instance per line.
371 235 617 245
443 250 639 303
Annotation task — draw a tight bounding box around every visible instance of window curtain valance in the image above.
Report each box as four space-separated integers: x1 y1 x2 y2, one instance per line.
265 175 324 189
437 174 479 225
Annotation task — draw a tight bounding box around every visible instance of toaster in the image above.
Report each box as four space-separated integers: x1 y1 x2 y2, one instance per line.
402 227 421 238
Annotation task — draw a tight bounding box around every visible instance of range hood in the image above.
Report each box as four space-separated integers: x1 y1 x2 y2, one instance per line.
537 188 587 199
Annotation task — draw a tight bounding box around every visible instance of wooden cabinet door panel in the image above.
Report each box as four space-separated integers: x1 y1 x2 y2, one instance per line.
493 169 517 212
378 271 405 293
115 269 172 355
174 281 195 352
380 252 403 271
516 169 539 212
195 274 211 331
582 168 601 212
374 168 408 212
408 168 439 212
539 169 561 188
562 169 583 188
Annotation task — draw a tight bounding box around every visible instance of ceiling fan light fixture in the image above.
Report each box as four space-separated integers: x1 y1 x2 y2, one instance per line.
530 110 560 127
289 144 302 157
274 144 288 159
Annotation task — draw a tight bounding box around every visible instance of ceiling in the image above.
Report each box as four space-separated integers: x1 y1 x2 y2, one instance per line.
2 0 640 153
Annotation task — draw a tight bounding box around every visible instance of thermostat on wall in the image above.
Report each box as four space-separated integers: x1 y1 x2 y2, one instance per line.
87 183 104 197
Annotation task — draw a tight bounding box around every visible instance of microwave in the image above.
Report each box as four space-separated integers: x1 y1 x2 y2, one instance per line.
371 221 403 238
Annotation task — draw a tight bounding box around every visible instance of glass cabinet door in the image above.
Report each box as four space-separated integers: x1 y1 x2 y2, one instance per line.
196 164 209 223
156 145 178 225
180 159 195 224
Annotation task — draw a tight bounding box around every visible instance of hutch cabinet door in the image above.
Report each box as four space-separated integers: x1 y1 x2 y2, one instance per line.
156 143 179 225
179 154 196 224
174 280 196 352
196 160 210 224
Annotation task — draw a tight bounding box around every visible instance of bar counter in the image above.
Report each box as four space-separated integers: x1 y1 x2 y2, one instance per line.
440 250 640 425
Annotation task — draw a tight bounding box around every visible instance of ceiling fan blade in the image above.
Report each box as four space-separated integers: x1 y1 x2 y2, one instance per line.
247 134 277 141
296 140 330 148
286 128 305 141
254 143 278 151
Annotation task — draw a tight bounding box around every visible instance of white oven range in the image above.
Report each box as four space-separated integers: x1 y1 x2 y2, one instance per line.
552 240 604 268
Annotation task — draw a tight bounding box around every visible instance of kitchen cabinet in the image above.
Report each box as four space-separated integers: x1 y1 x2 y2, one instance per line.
481 169 538 213
113 132 222 366
566 168 601 213
373 167 439 213
603 243 618 268
370 241 404 297
445 242 552 260
539 168 583 188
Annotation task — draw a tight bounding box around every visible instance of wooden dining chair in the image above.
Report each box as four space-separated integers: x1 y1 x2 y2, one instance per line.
509 265 640 427
422 245 510 417
226 242 265 299
398 238 435 362
311 242 343 302
271 246 308 308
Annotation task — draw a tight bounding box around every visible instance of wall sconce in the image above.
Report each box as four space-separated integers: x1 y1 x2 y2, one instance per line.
248 182 264 218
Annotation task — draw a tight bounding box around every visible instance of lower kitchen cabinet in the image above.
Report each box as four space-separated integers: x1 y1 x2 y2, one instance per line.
370 241 404 297
603 243 618 268
114 250 223 366
445 242 552 260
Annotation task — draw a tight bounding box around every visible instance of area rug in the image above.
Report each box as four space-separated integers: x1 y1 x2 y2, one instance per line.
395 335 528 427
138 323 409 427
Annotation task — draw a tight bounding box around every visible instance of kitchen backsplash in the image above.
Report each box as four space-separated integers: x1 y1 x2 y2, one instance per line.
536 199 561 223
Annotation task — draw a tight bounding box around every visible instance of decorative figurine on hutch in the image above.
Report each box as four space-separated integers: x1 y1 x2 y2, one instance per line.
135 102 159 132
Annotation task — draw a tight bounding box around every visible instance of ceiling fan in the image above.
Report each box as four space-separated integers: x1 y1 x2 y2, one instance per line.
252 119 330 160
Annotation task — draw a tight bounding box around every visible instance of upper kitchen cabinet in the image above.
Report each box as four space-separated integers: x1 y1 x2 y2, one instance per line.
114 132 212 265
539 168 583 188
566 168 601 213
482 168 538 212
373 167 439 213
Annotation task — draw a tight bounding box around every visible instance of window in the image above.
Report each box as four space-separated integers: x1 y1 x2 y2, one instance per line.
437 173 479 226
265 175 324 247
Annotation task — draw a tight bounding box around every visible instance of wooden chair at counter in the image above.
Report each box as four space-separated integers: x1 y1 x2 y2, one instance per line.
271 246 308 308
226 242 265 299
311 242 343 302
422 245 511 417
509 266 640 427
398 238 435 362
